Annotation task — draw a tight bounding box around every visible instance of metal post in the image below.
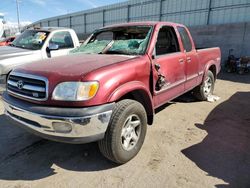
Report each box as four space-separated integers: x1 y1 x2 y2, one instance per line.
69 16 72 28
140 0 143 18
102 10 105 27
57 18 60 27
127 5 130 22
240 22 247 56
159 0 163 21
16 0 20 32
207 0 212 25
84 14 87 33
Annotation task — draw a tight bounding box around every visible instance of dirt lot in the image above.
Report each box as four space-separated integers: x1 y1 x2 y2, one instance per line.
0 72 249 188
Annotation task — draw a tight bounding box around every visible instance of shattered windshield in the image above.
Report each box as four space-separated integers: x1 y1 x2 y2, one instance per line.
71 26 152 55
12 30 49 50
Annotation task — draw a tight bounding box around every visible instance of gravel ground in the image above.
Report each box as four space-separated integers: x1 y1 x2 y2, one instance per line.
0 72 249 188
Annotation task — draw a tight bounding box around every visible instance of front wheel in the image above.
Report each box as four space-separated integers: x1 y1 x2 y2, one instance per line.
98 99 147 164
193 70 215 101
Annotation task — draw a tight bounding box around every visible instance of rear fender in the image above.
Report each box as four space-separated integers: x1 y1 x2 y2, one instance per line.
202 60 217 82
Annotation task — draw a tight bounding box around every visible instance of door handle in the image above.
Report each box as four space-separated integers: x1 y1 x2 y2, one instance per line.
179 59 184 64
187 57 191 63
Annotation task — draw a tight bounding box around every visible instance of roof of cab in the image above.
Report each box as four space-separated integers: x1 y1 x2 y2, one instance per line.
101 21 186 29
27 27 72 32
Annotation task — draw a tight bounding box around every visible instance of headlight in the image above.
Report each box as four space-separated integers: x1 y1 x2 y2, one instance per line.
52 81 99 101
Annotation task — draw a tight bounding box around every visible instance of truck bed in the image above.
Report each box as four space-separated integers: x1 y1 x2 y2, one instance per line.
197 47 221 76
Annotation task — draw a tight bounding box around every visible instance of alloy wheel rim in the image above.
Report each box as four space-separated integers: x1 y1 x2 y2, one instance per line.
121 114 141 151
204 77 212 95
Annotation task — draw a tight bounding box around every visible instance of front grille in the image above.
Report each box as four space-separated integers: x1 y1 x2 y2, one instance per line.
7 72 48 101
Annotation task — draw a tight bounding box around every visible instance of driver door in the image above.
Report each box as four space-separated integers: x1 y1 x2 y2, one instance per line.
153 26 186 107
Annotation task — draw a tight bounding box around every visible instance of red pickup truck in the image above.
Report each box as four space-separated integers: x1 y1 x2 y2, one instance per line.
3 22 221 164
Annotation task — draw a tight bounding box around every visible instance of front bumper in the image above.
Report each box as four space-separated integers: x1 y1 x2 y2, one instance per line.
0 75 7 92
2 92 114 144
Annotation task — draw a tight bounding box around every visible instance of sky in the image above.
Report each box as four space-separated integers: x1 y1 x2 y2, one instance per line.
0 0 127 24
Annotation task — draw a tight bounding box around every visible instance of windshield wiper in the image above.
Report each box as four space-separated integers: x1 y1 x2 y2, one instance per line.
101 40 115 54
9 43 17 47
106 50 137 56
9 43 26 49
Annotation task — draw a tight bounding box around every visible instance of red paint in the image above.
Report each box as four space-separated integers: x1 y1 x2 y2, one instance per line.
0 36 15 46
12 22 221 112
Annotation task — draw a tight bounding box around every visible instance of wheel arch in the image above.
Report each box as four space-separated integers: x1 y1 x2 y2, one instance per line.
108 81 154 125
203 61 217 82
208 64 217 80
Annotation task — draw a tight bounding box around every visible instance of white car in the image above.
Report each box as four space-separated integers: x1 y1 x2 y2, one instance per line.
0 27 80 88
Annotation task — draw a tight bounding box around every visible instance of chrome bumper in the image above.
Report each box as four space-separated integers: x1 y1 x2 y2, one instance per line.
3 97 113 144
0 75 7 92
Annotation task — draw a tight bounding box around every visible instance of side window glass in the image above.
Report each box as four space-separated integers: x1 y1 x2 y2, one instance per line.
49 31 74 49
177 27 192 52
155 26 180 56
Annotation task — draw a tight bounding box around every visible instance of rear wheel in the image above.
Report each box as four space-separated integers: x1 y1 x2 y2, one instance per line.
98 99 147 164
193 70 215 101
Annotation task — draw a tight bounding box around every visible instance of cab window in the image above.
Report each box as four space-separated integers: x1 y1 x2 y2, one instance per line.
49 31 74 49
155 26 180 56
177 27 193 52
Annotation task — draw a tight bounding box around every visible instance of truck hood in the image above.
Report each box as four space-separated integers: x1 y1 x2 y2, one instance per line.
0 46 35 61
15 53 137 80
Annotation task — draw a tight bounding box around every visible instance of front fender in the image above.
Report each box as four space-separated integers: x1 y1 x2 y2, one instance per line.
108 81 152 102
108 81 154 125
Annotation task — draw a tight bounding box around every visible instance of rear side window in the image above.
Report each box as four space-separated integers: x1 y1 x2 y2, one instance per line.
177 27 192 52
49 31 74 49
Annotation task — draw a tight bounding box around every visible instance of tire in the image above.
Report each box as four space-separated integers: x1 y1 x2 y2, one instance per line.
193 70 215 101
98 99 147 164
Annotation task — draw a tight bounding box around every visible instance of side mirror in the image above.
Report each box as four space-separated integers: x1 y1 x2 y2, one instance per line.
48 43 59 51
155 63 161 71
46 44 59 58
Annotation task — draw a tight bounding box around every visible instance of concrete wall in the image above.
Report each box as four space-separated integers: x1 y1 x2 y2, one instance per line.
27 0 250 62
189 22 250 62
30 0 250 36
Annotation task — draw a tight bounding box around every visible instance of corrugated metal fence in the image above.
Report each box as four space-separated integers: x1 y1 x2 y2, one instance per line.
31 0 250 38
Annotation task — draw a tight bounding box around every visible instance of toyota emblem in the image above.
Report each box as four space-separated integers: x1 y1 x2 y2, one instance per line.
17 80 24 90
